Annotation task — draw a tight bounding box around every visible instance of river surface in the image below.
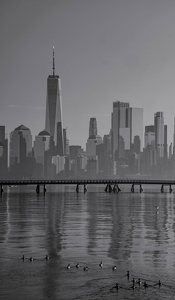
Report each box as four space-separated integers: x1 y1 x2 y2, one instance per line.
1 185 175 299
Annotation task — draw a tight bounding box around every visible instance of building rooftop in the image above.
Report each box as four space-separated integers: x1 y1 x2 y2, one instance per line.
15 125 30 131
88 134 102 140
38 130 50 136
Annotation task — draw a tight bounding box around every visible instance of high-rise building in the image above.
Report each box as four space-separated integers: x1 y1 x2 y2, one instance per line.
144 125 155 148
111 101 130 159
45 47 64 156
10 125 32 166
0 126 8 177
130 107 143 151
164 124 167 159
9 125 33 178
33 130 51 178
86 135 103 158
89 118 97 137
63 128 69 157
154 112 164 159
173 118 175 157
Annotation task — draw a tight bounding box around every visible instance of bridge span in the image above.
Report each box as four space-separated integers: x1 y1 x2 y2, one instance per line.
0 179 175 194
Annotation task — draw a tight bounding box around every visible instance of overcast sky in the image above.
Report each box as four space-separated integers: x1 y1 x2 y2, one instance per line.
1 0 175 148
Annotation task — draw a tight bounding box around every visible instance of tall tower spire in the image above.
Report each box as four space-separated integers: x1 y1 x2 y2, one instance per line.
45 46 64 156
53 46 55 76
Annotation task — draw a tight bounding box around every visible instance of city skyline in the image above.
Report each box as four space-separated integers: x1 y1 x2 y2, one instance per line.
1 1 175 148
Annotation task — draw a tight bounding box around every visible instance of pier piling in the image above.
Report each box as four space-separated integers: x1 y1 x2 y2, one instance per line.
140 184 143 193
131 184 134 193
105 184 109 192
84 184 87 193
44 185 46 194
36 184 40 194
76 184 79 193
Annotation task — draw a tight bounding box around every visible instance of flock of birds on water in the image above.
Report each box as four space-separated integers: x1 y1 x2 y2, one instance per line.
21 255 164 292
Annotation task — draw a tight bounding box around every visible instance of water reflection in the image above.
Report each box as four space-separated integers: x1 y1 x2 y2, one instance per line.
1 187 175 299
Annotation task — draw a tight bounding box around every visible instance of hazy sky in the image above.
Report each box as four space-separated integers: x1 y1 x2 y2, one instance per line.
1 0 175 148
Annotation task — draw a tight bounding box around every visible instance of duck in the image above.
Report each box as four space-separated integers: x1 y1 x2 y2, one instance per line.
144 281 148 288
126 271 131 278
76 263 80 268
137 278 142 285
131 284 137 290
99 261 103 267
158 280 162 287
22 255 25 261
45 255 50 260
132 278 136 284
67 264 71 269
116 283 119 290
84 266 88 271
112 265 117 271
29 257 33 262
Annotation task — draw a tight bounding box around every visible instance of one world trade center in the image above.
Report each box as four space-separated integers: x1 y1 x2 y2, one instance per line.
45 47 64 156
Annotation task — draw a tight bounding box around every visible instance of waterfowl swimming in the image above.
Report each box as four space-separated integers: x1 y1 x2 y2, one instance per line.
99 261 103 267
137 278 142 285
144 281 148 288
45 255 50 260
22 255 25 261
126 271 131 278
84 266 88 271
112 265 117 270
132 278 136 284
131 284 137 289
76 263 80 268
158 280 162 287
116 283 119 290
29 257 33 262
67 264 71 269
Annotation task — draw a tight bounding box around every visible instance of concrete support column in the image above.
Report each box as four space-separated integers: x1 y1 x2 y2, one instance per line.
161 184 164 193
169 185 172 193
36 184 40 194
140 184 143 193
0 185 3 194
113 185 117 193
44 184 46 194
105 184 109 192
76 184 79 193
131 184 134 193
117 185 121 192
108 184 112 193
84 184 87 193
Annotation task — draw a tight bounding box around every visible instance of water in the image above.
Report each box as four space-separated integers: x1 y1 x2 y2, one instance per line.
1 185 175 299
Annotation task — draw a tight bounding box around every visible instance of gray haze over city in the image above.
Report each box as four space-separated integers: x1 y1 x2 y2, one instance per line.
1 0 175 179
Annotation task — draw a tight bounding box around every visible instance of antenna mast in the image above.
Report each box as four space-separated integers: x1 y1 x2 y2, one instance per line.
53 46 55 76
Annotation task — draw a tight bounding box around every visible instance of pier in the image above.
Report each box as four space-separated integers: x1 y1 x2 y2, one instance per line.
0 179 175 194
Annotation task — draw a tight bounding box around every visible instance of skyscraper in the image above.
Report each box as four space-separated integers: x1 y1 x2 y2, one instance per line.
9 125 33 178
0 126 8 177
45 47 64 156
33 130 51 178
173 118 175 157
130 107 143 151
144 125 155 148
111 101 130 159
10 125 32 166
89 118 97 137
154 112 164 159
